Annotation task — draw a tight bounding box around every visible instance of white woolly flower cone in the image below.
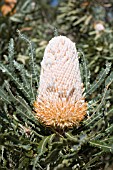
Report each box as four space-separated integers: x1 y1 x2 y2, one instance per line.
34 36 87 128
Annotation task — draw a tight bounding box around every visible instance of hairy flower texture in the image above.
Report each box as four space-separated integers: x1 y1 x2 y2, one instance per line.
34 36 87 128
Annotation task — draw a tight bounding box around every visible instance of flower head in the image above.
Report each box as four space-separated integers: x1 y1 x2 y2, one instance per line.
34 36 87 128
94 22 105 32
1 0 16 16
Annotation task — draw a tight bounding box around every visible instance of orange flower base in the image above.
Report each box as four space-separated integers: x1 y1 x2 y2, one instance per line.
34 99 87 129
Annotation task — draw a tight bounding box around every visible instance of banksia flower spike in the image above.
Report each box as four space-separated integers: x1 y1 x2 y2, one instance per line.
34 36 87 129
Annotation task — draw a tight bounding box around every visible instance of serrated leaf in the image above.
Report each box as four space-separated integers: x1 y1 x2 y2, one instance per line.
65 132 78 142
105 71 113 87
89 140 113 153
45 148 60 164
73 15 87 26
38 136 50 155
86 62 111 96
